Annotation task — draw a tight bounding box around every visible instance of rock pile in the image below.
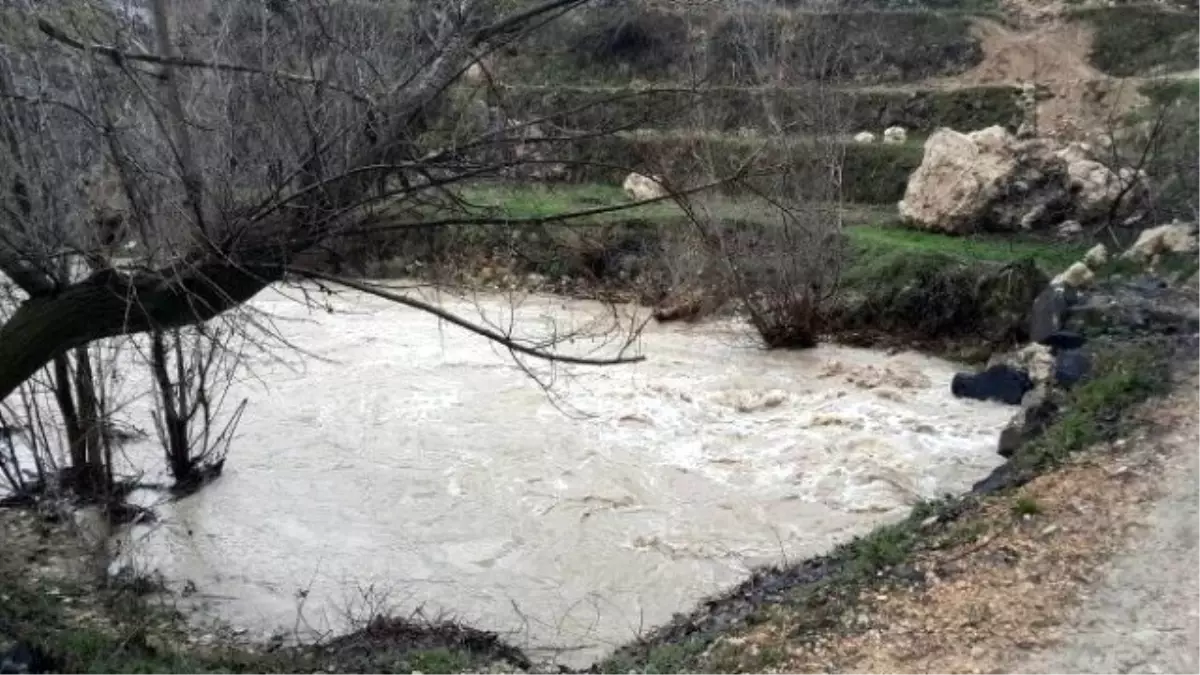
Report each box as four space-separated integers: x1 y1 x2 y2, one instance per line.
951 222 1198 473
899 126 1149 235
963 270 1198 473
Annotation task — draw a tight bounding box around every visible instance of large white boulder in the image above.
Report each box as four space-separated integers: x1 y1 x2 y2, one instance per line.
1051 261 1095 289
1083 243 1108 268
1120 221 1200 262
853 131 876 144
882 126 907 144
622 172 667 202
898 127 1150 235
898 126 1019 234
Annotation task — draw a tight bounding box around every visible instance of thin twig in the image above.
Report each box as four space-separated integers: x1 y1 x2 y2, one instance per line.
37 18 373 104
286 267 645 367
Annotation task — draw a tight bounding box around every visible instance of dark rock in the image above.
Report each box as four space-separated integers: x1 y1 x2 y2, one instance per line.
998 385 1059 458
951 365 1034 406
1040 329 1087 351
1061 277 1199 340
997 426 1023 458
972 463 1026 494
0 642 57 674
1029 285 1070 344
977 259 1050 342
1127 274 1169 295
1053 349 1092 387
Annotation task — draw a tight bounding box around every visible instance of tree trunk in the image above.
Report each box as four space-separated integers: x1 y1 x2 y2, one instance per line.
51 354 86 469
150 329 192 481
71 346 108 496
0 263 277 403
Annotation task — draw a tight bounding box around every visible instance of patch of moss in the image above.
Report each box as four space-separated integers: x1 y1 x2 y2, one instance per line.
1012 495 1043 516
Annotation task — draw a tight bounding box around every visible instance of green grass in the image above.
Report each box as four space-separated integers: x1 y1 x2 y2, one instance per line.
848 224 1087 271
1012 495 1043 517
1010 344 1169 474
561 131 926 205
458 183 1082 272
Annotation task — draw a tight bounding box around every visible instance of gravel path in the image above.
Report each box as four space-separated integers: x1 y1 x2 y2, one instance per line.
1013 384 1199 674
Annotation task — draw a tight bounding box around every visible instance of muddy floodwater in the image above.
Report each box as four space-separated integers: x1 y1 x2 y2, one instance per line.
106 283 1010 666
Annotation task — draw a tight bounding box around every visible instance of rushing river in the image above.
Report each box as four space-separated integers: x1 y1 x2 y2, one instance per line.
77 283 1012 666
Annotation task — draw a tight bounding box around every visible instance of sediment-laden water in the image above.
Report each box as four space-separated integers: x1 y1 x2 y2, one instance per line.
33 283 1008 666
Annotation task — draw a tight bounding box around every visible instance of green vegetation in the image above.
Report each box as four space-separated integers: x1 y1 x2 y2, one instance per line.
456 183 1082 272
397 183 1076 357
1012 495 1043 516
848 224 1086 270
493 84 1020 137
1131 78 1199 220
1139 77 1200 107
1070 5 1199 76
0 564 511 667
1009 344 1168 475
827 250 1049 355
507 6 985 86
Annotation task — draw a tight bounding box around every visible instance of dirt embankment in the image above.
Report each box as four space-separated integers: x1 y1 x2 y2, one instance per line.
926 16 1142 140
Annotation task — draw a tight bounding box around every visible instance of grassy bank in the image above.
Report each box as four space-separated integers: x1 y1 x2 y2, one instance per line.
0 528 530 674
2 311 1185 675
453 183 1084 271
385 183 1082 358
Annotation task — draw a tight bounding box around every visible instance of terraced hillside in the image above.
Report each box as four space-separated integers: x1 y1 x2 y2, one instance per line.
469 0 1198 210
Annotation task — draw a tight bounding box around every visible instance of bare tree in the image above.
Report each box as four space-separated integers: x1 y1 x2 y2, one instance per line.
148 321 246 493
650 0 851 346
0 0 719 504
0 0 671 410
